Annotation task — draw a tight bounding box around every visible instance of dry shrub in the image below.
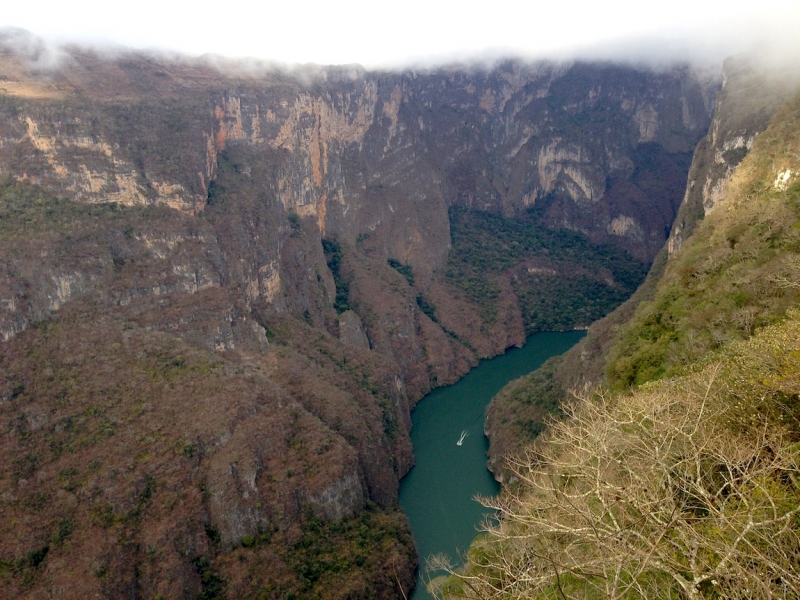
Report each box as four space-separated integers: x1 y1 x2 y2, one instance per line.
434 314 800 600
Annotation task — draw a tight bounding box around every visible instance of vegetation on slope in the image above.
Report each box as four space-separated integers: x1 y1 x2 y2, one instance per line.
0 304 416 599
0 178 416 598
608 93 800 389
445 207 648 331
435 313 800 599
668 54 799 250
0 174 193 249
484 251 672 474
435 91 800 600
217 506 415 599
388 259 415 287
323 239 352 314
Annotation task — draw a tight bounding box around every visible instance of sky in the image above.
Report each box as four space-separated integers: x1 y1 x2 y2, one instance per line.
2 0 799 68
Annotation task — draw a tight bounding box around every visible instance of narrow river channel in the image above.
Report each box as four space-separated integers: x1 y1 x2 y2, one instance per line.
398 331 586 599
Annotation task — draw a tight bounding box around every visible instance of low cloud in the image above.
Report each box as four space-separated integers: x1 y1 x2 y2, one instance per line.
0 27 72 71
2 2 799 84
4 1 800 71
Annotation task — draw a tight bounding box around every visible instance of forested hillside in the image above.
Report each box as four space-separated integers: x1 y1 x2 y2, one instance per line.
437 85 800 599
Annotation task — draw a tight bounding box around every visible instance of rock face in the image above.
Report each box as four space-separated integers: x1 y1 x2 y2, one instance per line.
0 46 718 373
338 310 371 349
487 54 800 483
668 54 800 254
0 32 718 598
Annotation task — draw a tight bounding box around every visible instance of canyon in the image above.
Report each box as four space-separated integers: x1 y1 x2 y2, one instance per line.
448 60 800 599
0 30 723 598
484 52 800 478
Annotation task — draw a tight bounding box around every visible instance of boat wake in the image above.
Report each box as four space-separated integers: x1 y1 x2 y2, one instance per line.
457 430 469 446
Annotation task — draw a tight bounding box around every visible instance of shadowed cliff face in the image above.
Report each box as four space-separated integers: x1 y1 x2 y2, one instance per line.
0 48 717 373
0 39 717 598
0 50 716 266
668 54 800 255
486 55 800 482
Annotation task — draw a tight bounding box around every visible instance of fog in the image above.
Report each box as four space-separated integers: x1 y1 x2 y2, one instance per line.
2 0 799 86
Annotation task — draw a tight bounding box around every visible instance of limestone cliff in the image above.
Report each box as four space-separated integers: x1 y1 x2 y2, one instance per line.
0 32 720 598
668 54 800 254
486 54 800 482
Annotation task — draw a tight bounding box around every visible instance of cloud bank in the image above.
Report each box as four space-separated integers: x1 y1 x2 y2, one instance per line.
1 0 798 69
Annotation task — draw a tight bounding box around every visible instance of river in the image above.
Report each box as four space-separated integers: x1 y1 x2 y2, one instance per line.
398 331 586 599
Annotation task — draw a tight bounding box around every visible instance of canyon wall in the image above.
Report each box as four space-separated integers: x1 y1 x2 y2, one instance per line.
486 53 800 481
0 34 717 598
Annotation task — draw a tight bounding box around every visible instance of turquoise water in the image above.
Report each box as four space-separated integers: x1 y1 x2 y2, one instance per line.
398 331 586 599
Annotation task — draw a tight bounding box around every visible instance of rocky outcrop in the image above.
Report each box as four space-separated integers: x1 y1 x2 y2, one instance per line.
668 54 800 254
0 49 716 377
1 48 717 267
338 309 371 349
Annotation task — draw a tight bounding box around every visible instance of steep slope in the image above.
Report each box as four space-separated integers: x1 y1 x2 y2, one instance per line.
0 39 717 357
607 89 800 388
668 53 800 253
440 313 800 599
0 31 718 597
440 82 800 600
0 179 417 598
486 55 800 475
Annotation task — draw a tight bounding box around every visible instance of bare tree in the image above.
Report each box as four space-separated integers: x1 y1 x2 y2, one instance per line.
430 348 800 600
769 254 800 290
